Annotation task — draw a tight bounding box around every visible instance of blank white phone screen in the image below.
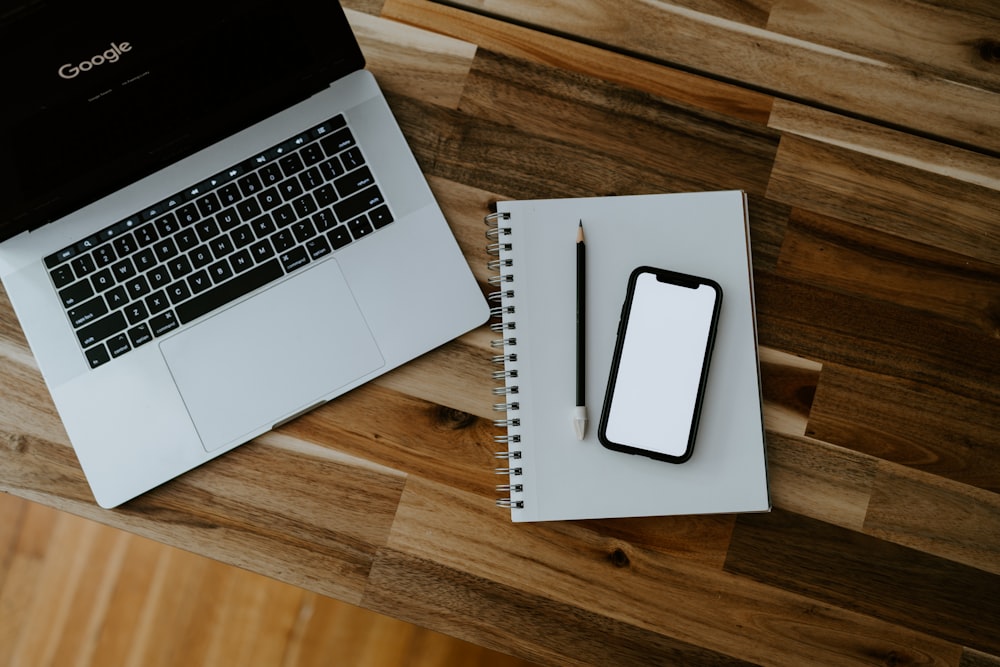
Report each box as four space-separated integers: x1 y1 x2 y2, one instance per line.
604 272 717 457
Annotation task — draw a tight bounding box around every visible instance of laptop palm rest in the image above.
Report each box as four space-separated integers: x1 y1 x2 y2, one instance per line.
160 259 384 451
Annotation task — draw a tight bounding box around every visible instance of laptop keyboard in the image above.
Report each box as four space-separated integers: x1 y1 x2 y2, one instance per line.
44 114 394 370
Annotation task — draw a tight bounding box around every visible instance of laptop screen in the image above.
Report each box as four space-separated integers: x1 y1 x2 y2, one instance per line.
0 0 364 242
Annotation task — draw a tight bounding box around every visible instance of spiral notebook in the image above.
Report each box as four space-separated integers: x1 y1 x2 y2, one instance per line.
487 191 770 522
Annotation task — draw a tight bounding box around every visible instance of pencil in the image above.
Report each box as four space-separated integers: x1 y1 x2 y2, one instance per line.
574 220 588 440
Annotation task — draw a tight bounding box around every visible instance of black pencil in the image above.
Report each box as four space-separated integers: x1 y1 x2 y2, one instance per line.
574 220 587 440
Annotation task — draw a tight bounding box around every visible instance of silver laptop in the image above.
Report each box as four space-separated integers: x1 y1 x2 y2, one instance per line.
0 0 488 507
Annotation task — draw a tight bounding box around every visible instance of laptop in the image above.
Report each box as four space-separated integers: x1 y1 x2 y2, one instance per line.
0 0 489 507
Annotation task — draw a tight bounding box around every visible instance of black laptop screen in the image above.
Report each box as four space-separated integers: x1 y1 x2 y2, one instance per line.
0 0 364 241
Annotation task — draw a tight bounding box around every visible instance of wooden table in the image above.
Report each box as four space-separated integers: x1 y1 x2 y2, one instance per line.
2 1 998 665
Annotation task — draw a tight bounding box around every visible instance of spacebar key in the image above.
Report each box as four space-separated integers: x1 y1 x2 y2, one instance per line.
175 259 283 325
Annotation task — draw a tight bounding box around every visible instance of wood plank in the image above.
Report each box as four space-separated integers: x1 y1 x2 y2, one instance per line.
456 50 779 196
347 8 478 110
365 548 757 667
765 0 1000 91
768 100 1000 191
759 346 821 437
765 433 877 532
724 509 1000 656
767 135 1000 266
282 383 497 500
806 364 1000 492
775 208 1000 338
386 476 962 666
755 272 1000 407
434 0 1000 152
0 492 536 667
864 463 1000 576
383 0 775 124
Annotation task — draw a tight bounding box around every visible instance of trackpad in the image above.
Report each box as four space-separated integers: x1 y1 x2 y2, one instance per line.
160 259 384 451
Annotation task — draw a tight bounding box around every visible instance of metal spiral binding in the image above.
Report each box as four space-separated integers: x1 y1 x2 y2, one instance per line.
486 208 523 510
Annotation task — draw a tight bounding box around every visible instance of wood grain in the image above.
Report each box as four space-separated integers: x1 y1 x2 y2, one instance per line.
0 492 536 667
433 0 1000 152
1 1 998 665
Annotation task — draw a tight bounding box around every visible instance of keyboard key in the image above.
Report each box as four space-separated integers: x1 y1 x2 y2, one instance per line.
85 344 111 369
251 214 276 238
196 218 220 243
135 223 158 246
216 207 241 232
210 235 235 259
300 167 323 190
302 145 324 166
125 275 151 300
307 237 332 260
111 257 135 282
230 249 254 273
327 225 351 250
278 178 303 201
175 227 199 252
231 224 254 248
218 183 241 206
188 269 212 295
134 248 157 272
341 147 364 171
237 197 263 221
272 204 296 227
370 205 394 229
50 264 75 288
292 219 317 244
190 245 213 269
155 213 180 237
145 290 171 315
334 166 375 198
168 255 194 280
68 296 109 328
271 229 295 252
148 266 172 289
71 253 96 277
176 203 200 225
258 187 281 211
197 192 221 217
348 214 374 241
166 280 192 304
77 310 126 348
128 323 153 348
292 193 318 219
279 153 305 177
105 286 128 310
153 238 179 263
314 184 337 208
249 239 275 262
280 246 310 273
319 157 344 181
207 259 234 284
59 279 95 307
113 232 137 257
320 127 355 155
91 268 115 292
334 185 384 224
150 311 179 337
238 172 263 197
260 164 282 185
124 300 149 325
93 245 117 267
108 334 131 359
313 208 337 233
176 259 283 325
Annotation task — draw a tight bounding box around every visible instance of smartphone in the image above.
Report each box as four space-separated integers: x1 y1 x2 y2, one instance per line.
598 266 722 463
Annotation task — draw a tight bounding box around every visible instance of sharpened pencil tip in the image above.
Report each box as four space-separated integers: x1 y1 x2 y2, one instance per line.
577 220 585 243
